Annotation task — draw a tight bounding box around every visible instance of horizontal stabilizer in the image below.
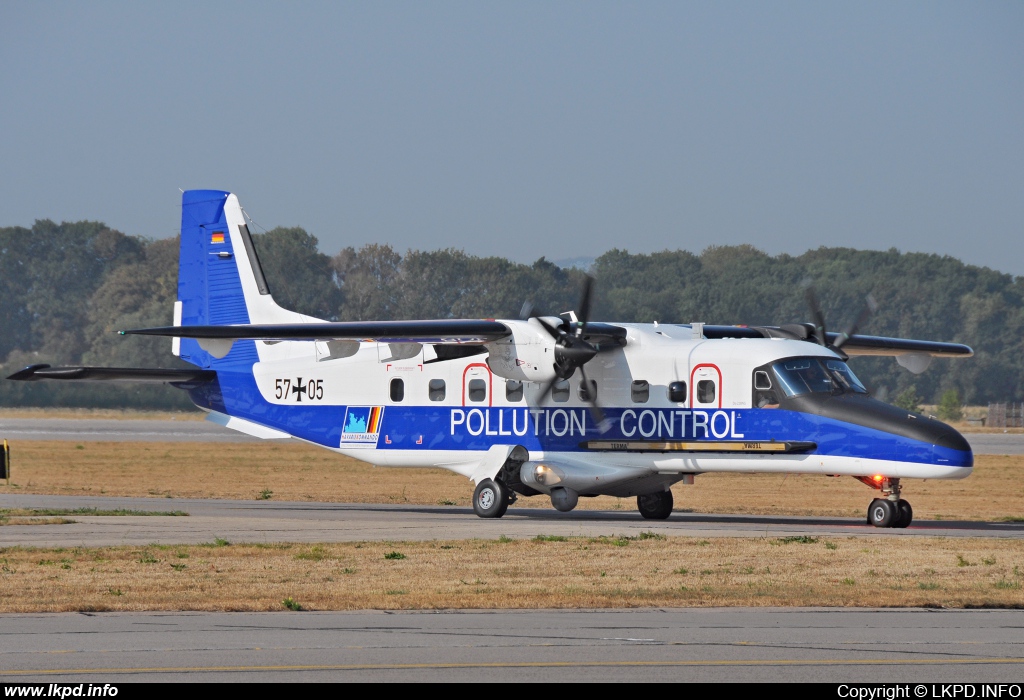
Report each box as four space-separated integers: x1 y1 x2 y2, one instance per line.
123 319 512 344
6 364 216 384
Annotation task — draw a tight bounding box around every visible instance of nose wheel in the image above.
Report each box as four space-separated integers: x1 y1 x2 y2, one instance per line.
863 478 912 528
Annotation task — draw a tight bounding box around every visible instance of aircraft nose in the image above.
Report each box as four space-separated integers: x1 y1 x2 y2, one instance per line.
933 423 971 453
926 421 974 469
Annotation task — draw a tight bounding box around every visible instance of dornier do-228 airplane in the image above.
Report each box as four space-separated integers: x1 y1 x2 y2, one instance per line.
9 190 976 527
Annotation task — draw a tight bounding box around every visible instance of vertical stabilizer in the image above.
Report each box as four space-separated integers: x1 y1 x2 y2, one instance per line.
176 190 308 368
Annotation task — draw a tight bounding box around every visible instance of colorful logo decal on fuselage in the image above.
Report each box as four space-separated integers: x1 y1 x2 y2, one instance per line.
340 406 384 448
211 232 225 245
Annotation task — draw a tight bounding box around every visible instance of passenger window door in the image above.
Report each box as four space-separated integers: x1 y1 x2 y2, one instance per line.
691 365 721 408
462 364 491 406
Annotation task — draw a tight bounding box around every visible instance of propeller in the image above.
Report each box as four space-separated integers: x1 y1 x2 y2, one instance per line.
522 275 610 430
833 294 878 350
802 284 878 359
804 286 828 347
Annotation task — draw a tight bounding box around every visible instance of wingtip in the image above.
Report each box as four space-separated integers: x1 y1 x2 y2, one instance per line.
6 364 50 381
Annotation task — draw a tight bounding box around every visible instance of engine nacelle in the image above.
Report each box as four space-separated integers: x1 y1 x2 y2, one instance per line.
485 319 558 383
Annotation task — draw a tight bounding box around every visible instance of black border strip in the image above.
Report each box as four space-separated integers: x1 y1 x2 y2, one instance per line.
580 440 817 453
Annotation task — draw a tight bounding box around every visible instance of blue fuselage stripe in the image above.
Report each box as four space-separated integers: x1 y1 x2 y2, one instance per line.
188 370 972 468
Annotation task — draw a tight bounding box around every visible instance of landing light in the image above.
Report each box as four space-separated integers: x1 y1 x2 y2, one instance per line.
872 475 884 483
534 464 562 487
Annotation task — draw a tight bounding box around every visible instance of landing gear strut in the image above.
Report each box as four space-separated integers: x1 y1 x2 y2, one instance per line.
637 490 674 520
863 477 912 529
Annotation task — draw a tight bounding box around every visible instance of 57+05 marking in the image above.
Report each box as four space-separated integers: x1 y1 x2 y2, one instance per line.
274 378 324 402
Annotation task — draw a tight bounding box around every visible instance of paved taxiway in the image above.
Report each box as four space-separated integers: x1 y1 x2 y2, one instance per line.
1 418 1022 454
0 418 261 443
2 493 1022 547
2 608 1024 682
2 419 1021 684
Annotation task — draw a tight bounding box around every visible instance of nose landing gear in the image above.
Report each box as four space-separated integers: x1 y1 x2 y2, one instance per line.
860 477 912 528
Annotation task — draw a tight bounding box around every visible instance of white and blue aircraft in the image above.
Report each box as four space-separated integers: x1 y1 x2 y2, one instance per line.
9 190 975 527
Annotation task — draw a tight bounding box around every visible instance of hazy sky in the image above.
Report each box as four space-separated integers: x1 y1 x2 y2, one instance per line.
2 2 1021 274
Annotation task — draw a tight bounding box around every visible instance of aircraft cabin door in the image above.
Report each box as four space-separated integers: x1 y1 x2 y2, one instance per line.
690 364 722 409
462 363 492 407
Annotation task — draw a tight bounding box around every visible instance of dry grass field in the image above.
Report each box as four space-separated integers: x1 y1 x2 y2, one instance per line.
2 440 1022 521
1 535 1021 613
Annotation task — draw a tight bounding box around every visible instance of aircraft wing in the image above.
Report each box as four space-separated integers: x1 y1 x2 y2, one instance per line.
6 364 216 384
699 325 972 357
825 333 973 357
122 319 512 344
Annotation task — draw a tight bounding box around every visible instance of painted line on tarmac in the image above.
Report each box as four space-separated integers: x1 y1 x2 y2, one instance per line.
4 657 1024 676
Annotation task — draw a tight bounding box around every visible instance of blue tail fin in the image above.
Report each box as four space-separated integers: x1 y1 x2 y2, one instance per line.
175 190 312 369
176 190 256 368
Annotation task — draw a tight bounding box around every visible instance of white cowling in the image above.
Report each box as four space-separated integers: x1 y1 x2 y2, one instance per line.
485 319 559 383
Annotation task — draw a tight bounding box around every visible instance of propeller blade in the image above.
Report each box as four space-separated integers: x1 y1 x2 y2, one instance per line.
578 365 609 433
534 316 563 341
833 294 878 350
804 286 827 346
521 299 564 341
519 301 535 321
577 275 594 331
535 376 559 406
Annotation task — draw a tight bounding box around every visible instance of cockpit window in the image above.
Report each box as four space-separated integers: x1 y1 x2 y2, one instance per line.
770 357 868 397
824 360 867 394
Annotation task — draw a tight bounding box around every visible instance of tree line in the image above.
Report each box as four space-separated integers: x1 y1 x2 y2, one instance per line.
1 219 1021 409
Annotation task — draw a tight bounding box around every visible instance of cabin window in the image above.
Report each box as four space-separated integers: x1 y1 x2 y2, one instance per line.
631 380 650 403
552 379 570 402
754 371 772 391
752 369 778 407
505 380 524 402
667 381 687 403
390 378 405 402
428 379 446 401
696 380 716 404
578 379 598 402
468 378 487 402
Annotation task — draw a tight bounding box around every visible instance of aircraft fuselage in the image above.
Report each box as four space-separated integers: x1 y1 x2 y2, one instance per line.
185 324 972 493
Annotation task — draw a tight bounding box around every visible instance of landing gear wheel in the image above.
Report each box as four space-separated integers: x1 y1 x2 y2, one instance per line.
868 499 897 528
893 500 913 528
473 479 509 519
867 498 882 524
637 490 674 520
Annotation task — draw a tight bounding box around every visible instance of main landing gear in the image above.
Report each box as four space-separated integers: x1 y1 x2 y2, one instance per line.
860 477 912 529
473 478 517 519
637 490 674 520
